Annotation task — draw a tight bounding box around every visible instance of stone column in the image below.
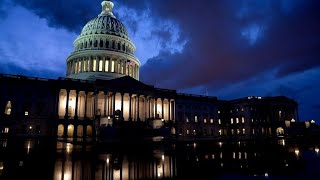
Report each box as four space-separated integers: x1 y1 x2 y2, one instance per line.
65 90 70 119
123 60 127 75
74 90 79 120
109 58 112 72
168 99 171 121
121 93 124 121
94 91 98 116
84 91 88 119
104 92 107 117
173 100 175 122
129 94 132 121
148 97 151 119
155 98 158 119
113 92 116 117
161 98 164 120
137 95 140 121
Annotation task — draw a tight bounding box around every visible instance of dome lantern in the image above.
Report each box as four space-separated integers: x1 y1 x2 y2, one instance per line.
100 0 115 18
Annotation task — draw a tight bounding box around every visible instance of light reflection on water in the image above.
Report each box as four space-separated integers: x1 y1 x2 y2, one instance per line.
0 138 320 179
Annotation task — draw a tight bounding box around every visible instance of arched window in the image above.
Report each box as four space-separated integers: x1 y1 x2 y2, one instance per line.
85 41 87 48
67 125 74 137
118 42 121 50
86 126 92 137
94 40 98 47
112 41 115 49
122 44 125 51
89 41 92 47
80 42 83 49
100 40 103 48
57 124 64 137
4 101 12 115
77 125 83 137
106 40 109 48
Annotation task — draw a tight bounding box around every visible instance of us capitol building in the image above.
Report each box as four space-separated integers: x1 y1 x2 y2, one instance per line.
0 1 300 141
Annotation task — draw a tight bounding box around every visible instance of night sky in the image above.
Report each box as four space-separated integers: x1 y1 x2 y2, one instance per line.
0 0 319 122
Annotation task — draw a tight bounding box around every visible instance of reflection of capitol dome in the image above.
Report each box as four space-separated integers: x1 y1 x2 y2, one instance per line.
66 0 140 81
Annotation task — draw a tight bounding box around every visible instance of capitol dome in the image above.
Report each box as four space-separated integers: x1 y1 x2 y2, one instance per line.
66 0 140 81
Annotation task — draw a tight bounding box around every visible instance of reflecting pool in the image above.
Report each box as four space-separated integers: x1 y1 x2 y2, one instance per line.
0 138 320 179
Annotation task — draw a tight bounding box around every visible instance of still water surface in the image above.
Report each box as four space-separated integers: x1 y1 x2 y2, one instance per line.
0 138 320 179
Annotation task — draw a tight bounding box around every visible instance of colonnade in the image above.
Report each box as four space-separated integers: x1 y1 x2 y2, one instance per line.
58 89 175 122
66 56 139 80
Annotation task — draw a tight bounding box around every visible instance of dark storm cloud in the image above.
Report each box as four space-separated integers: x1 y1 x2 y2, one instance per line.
10 0 102 32
139 0 320 90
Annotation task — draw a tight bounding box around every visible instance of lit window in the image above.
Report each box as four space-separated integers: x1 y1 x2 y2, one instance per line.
186 117 189 123
236 118 239 124
231 118 234 124
25 111 29 116
99 60 103 72
186 129 190 135
242 128 246 134
210 119 214 123
204 119 207 123
193 129 196 135
252 129 255 135
4 101 12 115
251 118 254 123
87 60 90 71
236 108 239 112
237 129 240 134
78 61 82 73
231 129 234 135
194 116 198 123
230 110 233 113
218 119 221 124
241 108 244 112
83 61 87 71
93 60 97 72
105 60 109 72
4 128 9 133
218 129 222 136
242 117 245 123
218 110 220 114
111 61 115 72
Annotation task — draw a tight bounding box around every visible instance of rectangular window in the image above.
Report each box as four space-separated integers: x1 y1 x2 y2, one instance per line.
105 60 109 72
218 119 221 124
186 117 189 123
231 129 234 135
186 129 189 135
78 61 82 73
231 118 234 124
204 119 207 123
99 60 103 72
84 61 87 71
242 128 246 135
218 110 220 114
93 60 97 72
237 129 240 134
252 129 255 135
218 129 222 136
210 119 213 123
111 61 115 72
25 111 29 116
251 118 254 123
4 128 9 133
195 116 198 123
241 108 244 112
242 117 245 123
236 118 239 124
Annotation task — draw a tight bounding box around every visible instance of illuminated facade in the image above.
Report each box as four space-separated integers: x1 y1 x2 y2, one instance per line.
0 1 301 140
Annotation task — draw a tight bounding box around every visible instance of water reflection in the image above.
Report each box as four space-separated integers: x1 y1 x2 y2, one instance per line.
0 138 320 179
